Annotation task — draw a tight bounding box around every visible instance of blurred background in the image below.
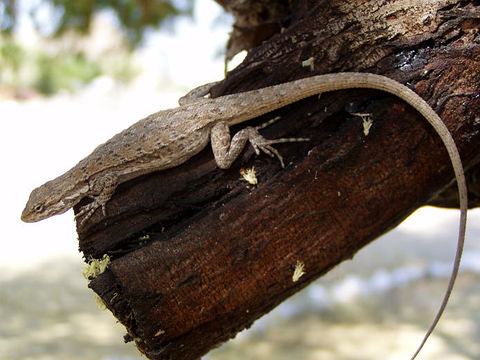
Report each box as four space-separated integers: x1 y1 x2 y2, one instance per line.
1 1 479 359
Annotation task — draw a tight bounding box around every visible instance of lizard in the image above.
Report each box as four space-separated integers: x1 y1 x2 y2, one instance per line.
21 72 468 359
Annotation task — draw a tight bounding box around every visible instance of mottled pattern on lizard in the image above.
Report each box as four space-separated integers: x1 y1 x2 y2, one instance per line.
21 72 468 359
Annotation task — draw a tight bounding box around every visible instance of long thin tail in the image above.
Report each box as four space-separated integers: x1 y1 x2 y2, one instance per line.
223 73 468 358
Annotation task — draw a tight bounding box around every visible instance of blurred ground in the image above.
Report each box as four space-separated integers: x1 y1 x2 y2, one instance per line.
0 257 141 360
209 276 480 360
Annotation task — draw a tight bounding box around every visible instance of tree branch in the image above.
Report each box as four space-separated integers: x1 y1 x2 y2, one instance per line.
79 1 480 359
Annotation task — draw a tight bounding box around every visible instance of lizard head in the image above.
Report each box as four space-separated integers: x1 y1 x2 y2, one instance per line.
21 173 88 223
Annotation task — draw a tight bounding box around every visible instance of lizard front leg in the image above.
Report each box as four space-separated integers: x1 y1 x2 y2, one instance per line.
75 173 118 225
211 119 309 168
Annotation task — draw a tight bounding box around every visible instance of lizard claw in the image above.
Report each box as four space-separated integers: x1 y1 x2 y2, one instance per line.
75 200 101 226
75 173 118 227
251 117 310 167
251 134 310 168
101 203 107 217
252 142 285 167
254 116 282 130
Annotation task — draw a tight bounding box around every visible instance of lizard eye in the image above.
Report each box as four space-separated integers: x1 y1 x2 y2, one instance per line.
34 204 44 213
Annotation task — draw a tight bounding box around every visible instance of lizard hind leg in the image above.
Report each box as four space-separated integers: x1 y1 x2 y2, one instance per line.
75 173 118 226
211 120 309 169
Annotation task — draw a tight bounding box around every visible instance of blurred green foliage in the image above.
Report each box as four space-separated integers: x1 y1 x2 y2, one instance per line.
0 38 27 90
0 0 190 95
0 37 23 72
0 0 15 37
0 37 139 95
1 0 194 45
35 52 102 95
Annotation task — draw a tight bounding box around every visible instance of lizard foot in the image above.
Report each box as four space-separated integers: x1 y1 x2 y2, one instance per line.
74 174 118 227
249 132 310 168
254 116 282 130
75 200 103 226
252 116 310 167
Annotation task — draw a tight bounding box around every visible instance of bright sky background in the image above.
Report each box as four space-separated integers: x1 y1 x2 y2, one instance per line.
1 0 235 270
1 0 479 278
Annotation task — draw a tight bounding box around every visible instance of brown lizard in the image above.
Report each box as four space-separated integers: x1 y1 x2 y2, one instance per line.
21 72 468 359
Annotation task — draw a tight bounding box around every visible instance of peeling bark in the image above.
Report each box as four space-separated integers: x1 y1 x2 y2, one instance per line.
79 1 480 359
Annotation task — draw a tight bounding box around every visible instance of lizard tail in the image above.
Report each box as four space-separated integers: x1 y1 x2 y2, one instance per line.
224 73 468 357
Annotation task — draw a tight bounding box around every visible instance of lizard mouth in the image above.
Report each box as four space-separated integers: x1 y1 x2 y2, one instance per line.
21 202 48 223
21 208 37 223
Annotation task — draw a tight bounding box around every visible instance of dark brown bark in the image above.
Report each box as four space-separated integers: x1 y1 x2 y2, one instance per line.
79 1 480 359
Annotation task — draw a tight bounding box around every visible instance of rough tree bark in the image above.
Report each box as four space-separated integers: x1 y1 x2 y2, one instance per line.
79 1 479 359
